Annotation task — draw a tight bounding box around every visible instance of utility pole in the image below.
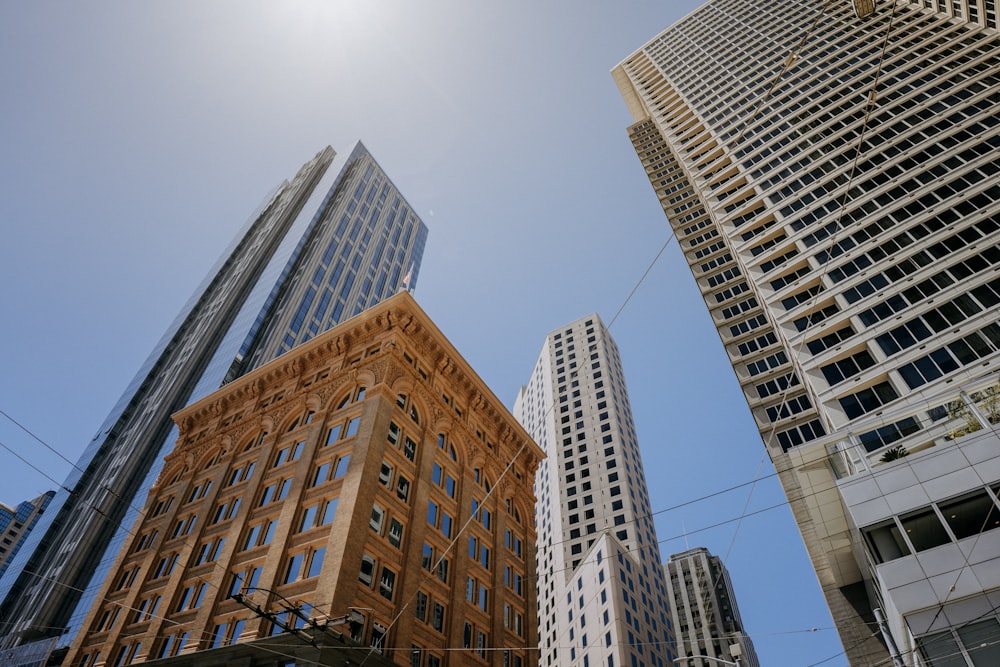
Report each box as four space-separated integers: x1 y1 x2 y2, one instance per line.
874 607 906 667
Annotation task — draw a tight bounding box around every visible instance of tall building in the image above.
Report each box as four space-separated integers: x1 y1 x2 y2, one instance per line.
0 142 428 663
615 0 1000 664
64 291 544 667
514 315 675 667
664 548 758 667
0 492 54 579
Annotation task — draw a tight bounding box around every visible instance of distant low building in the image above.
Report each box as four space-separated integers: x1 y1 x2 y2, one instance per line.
65 292 544 667
665 548 759 667
0 492 54 579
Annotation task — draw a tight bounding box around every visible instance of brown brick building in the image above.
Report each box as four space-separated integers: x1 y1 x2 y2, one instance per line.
66 292 543 667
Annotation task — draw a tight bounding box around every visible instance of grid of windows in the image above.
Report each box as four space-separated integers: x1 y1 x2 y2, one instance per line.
617 1 1000 665
514 316 674 667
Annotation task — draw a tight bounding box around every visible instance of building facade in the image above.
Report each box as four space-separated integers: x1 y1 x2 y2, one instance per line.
0 492 54 579
0 142 428 662
614 0 1000 664
514 315 675 667
64 292 543 667
664 548 758 667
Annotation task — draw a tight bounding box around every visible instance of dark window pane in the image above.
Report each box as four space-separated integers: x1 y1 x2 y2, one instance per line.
938 491 1000 540
959 619 1000 666
900 509 950 551
863 521 910 563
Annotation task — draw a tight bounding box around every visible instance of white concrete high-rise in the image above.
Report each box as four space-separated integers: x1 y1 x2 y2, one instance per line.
515 315 675 667
614 1 1000 665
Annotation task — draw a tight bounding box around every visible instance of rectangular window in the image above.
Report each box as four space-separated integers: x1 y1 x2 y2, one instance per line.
415 592 428 621
210 623 228 649
380 566 396 600
389 519 404 548
379 461 394 486
918 619 1000 666
191 583 207 609
432 603 445 631
242 524 260 550
262 520 277 545
274 447 290 467
321 497 339 525
938 490 1000 540
360 554 376 586
334 455 351 478
307 547 325 578
300 505 318 532
900 508 951 551
229 619 246 645
397 475 411 502
175 586 192 611
312 462 331 486
422 543 434 571
370 504 385 534
285 553 304 583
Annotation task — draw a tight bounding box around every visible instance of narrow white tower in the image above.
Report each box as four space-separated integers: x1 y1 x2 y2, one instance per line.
515 315 675 667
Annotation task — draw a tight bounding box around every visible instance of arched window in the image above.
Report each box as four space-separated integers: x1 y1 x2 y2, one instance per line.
436 434 457 461
168 467 188 485
396 394 420 424
473 468 492 493
244 431 268 451
337 386 367 410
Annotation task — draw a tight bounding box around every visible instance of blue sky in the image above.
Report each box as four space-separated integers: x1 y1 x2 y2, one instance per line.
1 2 845 664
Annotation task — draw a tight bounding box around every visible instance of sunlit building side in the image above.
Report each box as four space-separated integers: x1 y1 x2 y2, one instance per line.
65 292 543 667
615 0 1000 664
515 315 675 667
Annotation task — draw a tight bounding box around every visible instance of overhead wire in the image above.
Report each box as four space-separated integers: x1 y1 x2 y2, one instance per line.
4 257 993 664
593 3 954 661
677 0 907 648
0 406 153 517
0 438 141 543
0 5 975 665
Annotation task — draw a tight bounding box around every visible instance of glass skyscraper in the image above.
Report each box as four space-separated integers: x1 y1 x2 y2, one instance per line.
515 315 675 667
615 0 999 664
0 142 428 664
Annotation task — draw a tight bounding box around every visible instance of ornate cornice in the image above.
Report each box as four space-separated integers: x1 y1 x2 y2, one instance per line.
170 292 544 466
